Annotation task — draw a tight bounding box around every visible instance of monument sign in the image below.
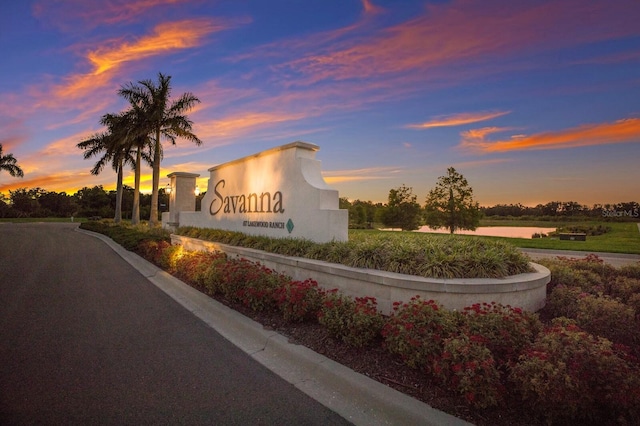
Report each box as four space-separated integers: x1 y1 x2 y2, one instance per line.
164 141 348 243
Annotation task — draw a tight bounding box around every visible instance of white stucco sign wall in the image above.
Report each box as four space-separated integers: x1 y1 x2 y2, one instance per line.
175 141 348 243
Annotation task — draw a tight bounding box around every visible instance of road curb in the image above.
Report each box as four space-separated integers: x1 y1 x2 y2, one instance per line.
77 228 471 426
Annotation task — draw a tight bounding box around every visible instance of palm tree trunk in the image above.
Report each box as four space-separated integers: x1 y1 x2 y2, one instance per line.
131 147 141 225
114 158 124 223
149 130 161 226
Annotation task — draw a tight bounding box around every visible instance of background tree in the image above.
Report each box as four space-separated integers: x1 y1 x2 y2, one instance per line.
379 184 422 231
0 143 24 178
424 167 481 234
118 72 201 226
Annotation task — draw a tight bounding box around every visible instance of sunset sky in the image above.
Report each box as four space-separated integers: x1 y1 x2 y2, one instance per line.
1 0 639 207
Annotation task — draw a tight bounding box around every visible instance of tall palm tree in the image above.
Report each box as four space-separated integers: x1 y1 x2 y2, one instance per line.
0 143 24 178
118 72 202 226
77 113 135 223
117 101 153 225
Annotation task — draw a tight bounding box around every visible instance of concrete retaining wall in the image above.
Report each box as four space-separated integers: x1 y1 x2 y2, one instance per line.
171 234 550 314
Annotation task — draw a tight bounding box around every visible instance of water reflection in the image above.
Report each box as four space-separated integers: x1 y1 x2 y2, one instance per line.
415 226 557 239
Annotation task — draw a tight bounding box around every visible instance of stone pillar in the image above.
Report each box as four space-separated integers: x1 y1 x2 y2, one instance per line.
165 172 200 227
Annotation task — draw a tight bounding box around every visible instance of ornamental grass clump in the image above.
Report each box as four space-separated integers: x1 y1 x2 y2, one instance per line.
510 321 640 424
175 226 532 279
382 297 460 369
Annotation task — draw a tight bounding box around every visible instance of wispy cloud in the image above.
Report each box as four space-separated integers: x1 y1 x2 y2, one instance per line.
195 111 308 141
361 0 384 15
407 111 510 129
32 0 191 30
451 158 513 169
322 166 402 184
460 118 640 153
263 0 640 87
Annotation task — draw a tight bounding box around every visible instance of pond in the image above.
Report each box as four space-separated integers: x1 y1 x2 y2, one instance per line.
415 226 557 239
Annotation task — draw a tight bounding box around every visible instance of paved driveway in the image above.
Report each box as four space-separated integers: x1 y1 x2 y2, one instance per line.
0 223 351 425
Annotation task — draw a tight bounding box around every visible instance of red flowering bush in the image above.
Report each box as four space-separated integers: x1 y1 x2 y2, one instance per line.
510 322 640 424
155 244 184 272
382 297 460 369
461 302 542 368
318 292 384 347
174 250 226 290
433 333 502 408
273 279 325 322
137 240 172 266
213 258 283 312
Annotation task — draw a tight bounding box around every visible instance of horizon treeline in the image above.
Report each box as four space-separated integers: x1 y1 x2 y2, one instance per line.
1 186 638 223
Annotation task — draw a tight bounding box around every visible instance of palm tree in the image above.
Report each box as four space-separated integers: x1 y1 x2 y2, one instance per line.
117 101 153 225
77 113 135 223
0 143 24 178
118 72 201 226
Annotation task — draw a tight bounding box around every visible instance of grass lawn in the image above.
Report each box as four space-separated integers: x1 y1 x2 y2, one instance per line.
481 220 639 254
360 220 640 255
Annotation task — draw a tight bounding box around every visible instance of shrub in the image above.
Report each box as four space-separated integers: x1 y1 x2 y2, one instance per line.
343 296 384 347
628 294 640 320
382 297 460 369
575 294 638 346
156 244 184 272
433 333 503 408
174 251 226 289
619 263 640 279
318 292 384 347
273 279 325 322
510 323 640 424
137 240 172 266
538 256 607 294
607 276 640 303
461 302 542 368
546 285 583 318
220 259 285 312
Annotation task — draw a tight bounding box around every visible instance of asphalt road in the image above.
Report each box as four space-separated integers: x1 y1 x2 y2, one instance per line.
0 223 351 425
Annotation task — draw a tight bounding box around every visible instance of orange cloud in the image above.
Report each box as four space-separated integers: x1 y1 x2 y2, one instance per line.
460 118 640 153
195 111 308 140
407 111 510 129
52 19 220 101
0 171 94 194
